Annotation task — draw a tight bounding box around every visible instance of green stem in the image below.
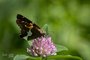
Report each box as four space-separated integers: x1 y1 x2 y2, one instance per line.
42 57 47 60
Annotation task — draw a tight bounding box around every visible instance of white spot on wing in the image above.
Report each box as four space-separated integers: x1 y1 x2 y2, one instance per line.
27 30 32 36
23 30 32 40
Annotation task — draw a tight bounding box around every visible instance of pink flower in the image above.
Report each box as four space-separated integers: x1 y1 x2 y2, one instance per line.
27 36 57 57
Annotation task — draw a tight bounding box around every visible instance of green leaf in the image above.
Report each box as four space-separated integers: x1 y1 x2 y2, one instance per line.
57 50 70 55
42 24 49 35
47 55 83 60
55 44 68 52
13 55 42 60
13 55 29 60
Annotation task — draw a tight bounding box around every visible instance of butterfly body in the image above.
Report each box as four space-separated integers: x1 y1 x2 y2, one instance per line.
16 14 45 40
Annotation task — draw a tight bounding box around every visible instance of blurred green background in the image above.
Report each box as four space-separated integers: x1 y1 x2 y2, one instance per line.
0 0 90 60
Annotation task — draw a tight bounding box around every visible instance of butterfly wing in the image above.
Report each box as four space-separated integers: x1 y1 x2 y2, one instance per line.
16 14 45 40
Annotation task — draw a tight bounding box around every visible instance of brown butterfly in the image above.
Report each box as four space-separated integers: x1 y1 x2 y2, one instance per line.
16 14 45 40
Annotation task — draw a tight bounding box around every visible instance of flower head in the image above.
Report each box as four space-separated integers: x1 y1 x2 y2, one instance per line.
27 36 57 57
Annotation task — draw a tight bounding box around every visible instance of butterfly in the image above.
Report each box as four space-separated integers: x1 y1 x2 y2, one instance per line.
16 14 45 40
